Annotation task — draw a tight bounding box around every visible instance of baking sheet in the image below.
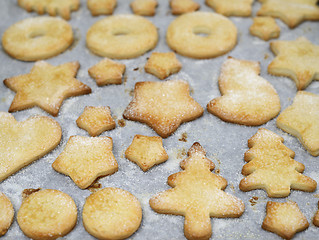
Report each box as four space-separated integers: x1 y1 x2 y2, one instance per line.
1 0 319 239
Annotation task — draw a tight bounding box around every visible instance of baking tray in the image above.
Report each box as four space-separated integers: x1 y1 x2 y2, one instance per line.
0 0 319 239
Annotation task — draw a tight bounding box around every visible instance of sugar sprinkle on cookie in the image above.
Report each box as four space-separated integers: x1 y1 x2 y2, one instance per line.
123 79 204 138
144 52 182 80
52 136 118 189
0 192 14 237
4 61 91 116
125 135 168 171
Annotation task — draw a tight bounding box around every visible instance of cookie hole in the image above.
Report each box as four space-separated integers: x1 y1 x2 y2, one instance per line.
29 31 46 39
113 30 129 36
193 26 211 37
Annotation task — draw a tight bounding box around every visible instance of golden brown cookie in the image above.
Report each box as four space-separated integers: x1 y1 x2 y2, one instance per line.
277 91 319 156
207 57 281 126
262 201 309 239
17 189 77 240
88 58 126 86
86 14 158 59
123 80 204 138
125 135 168 171
250 17 280 41
83 188 142 239
130 0 158 16
52 136 118 189
239 128 317 197
150 142 244 240
76 106 116 137
313 201 319 227
206 0 253 17
87 0 117 16
2 17 73 61
166 12 237 59
0 112 61 182
268 37 319 90
18 0 80 20
144 52 182 80
0 192 14 236
257 0 319 28
3 61 91 116
170 0 200 15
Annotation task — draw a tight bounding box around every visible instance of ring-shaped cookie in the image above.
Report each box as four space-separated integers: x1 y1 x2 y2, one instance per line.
166 12 237 59
2 17 73 61
86 14 158 59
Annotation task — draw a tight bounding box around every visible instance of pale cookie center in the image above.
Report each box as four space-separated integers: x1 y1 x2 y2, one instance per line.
193 26 212 38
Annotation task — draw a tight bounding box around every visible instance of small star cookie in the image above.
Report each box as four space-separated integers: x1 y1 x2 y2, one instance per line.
206 0 253 17
257 0 319 28
277 91 319 156
87 0 117 16
17 0 80 20
207 57 281 126
125 135 168 171
170 0 200 15
130 0 158 16
313 201 319 227
123 80 204 138
268 37 319 90
262 201 309 239
0 192 14 237
52 136 118 189
17 189 77 240
4 61 91 117
250 17 280 41
76 106 116 137
144 52 182 80
88 58 125 86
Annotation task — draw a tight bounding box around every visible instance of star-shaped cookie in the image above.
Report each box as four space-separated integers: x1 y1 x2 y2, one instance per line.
123 80 204 138
76 106 116 137
269 37 319 90
257 0 319 28
144 52 182 80
130 0 158 16
87 0 117 16
52 136 118 189
170 0 200 15
277 91 319 156
206 0 253 17
88 58 125 86
250 17 280 41
262 201 309 239
125 135 168 171
4 61 91 117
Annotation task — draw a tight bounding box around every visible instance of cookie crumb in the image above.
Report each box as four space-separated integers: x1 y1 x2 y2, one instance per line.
88 182 102 193
118 119 126 127
133 67 139 71
215 169 220 174
178 132 188 142
264 53 269 60
177 148 187 159
22 188 41 200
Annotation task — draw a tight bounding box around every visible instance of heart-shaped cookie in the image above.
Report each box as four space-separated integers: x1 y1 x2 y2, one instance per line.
0 112 62 182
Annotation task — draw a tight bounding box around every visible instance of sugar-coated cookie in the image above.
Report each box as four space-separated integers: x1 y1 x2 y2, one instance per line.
166 12 237 59
77 106 116 136
125 135 168 171
52 136 118 189
207 57 280 126
150 143 244 240
144 52 182 80
268 37 319 90
86 14 158 59
0 192 14 236
240 128 317 197
130 0 158 16
0 112 61 182
123 80 204 138
83 188 142 240
2 17 73 61
17 189 77 240
170 0 200 15
277 91 319 156
4 61 91 116
88 58 126 86
257 0 319 28
262 201 309 239
87 0 117 16
18 0 80 20
250 17 280 41
206 0 253 17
